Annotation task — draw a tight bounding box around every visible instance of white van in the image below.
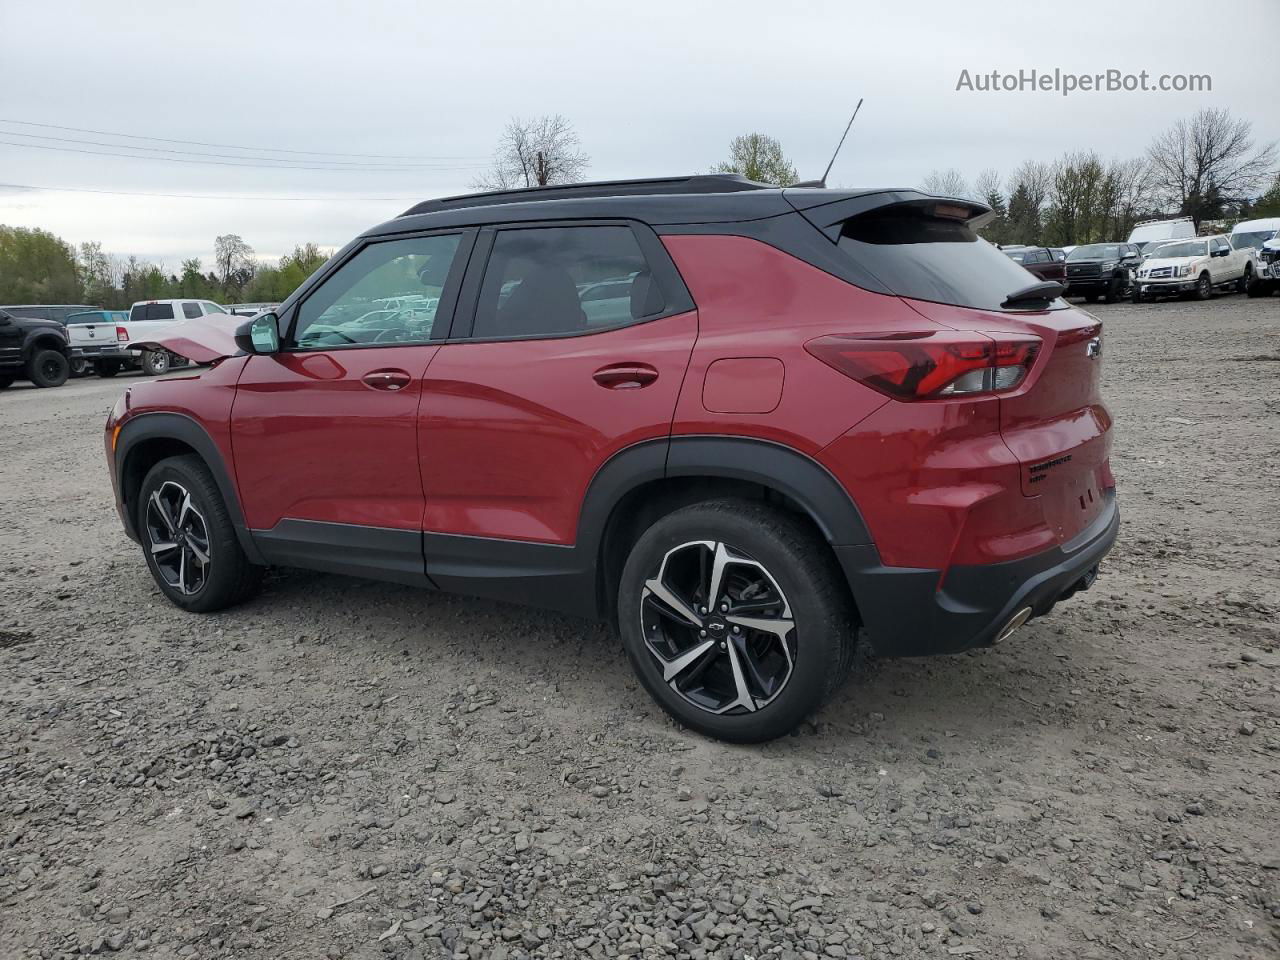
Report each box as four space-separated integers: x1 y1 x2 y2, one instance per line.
1229 217 1280 255
1128 217 1195 253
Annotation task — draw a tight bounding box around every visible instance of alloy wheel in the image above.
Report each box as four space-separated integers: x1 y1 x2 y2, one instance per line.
144 480 211 595
640 540 796 715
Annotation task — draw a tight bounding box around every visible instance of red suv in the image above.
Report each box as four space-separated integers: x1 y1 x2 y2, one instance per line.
106 176 1117 743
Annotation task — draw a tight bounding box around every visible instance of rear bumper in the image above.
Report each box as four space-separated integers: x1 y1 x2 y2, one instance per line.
836 490 1119 657
70 345 126 359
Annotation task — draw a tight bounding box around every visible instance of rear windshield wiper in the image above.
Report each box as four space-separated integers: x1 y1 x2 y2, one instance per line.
1002 280 1064 309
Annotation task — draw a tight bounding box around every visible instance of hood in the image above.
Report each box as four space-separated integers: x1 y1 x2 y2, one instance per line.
1264 238 1280 251
126 315 242 363
1140 254 1206 269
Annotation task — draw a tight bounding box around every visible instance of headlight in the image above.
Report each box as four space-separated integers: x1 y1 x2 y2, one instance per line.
1178 264 1190 277
1100 261 1117 271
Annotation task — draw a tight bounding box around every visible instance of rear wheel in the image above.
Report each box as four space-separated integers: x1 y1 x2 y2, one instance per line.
138 455 263 613
1235 265 1252 294
141 349 170 376
69 357 88 377
618 500 856 743
1195 272 1212 300
96 359 122 378
27 349 69 387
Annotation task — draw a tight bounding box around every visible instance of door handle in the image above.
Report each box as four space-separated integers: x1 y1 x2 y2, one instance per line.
362 369 412 391
592 363 658 389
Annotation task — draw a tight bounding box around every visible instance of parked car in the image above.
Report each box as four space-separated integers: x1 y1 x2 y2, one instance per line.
105 174 1117 743
0 308 72 388
0 304 101 375
1131 235 1253 301
1000 246 1068 285
1047 248 1068 262
125 299 231 374
1127 216 1195 253
64 310 137 377
1064 243 1142 302
1248 237 1280 297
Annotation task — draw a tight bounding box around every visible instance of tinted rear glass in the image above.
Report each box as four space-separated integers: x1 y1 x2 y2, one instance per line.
130 303 176 322
838 208 1063 311
64 312 107 324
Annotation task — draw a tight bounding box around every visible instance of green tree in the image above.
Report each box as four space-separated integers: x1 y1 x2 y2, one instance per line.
714 133 799 186
1253 175 1280 218
0 226 82 302
77 241 116 305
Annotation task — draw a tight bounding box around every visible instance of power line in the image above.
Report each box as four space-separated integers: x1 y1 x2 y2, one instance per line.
0 130 489 169
0 182 425 202
0 118 489 161
0 138 487 172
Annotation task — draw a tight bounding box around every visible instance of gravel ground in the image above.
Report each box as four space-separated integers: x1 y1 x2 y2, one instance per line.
2 293 1278 960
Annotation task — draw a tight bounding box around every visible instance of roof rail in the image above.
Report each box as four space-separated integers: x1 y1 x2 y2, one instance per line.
401 174 770 216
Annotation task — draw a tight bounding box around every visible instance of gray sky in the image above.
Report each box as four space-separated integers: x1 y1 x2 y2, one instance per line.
2 0 1277 268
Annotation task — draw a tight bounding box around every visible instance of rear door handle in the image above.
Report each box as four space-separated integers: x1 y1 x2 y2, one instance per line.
362 369 412 391
593 363 658 389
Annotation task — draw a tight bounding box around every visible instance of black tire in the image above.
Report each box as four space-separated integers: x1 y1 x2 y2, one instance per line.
1131 283 1144 304
0 374 14 390
1195 272 1212 300
137 455 263 613
26 349 70 388
96 359 122 378
1235 266 1252 295
617 499 856 743
1247 278 1270 298
141 349 171 376
69 357 89 377
1084 293 1100 303
1103 276 1123 304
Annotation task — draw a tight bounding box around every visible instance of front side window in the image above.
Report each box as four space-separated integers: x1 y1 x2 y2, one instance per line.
471 226 662 340
203 302 228 314
293 234 461 349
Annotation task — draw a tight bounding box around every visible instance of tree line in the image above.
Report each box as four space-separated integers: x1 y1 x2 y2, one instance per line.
0 227 330 309
922 108 1278 247
2 106 1275 308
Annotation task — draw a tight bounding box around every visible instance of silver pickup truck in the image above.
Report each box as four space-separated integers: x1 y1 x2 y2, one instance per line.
64 310 135 377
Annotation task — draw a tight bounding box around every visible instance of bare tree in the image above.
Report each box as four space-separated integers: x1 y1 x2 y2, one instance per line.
973 168 1003 204
1147 108 1277 228
921 168 970 199
474 115 589 190
214 234 256 296
1106 156 1157 239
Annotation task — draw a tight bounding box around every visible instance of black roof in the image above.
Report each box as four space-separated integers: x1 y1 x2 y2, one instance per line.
367 176 957 239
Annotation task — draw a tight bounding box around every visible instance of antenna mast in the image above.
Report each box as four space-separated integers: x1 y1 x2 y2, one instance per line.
819 99 863 187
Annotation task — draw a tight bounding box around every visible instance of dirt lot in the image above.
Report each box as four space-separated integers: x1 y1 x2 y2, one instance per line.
2 294 1278 960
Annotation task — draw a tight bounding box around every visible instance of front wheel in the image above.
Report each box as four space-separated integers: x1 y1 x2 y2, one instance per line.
1131 282 1144 304
618 500 856 743
1195 273 1212 300
141 349 171 376
138 455 263 612
1104 276 1123 303
27 349 70 387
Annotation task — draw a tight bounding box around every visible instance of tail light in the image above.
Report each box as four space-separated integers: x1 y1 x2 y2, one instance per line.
116 326 129 342
805 330 1041 401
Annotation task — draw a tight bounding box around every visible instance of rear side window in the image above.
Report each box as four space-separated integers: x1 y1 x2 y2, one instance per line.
182 302 201 319
130 303 176 322
471 226 664 340
838 207 1065 311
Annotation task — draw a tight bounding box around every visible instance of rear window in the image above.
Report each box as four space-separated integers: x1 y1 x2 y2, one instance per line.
129 303 176 322
838 207 1064 312
64 312 104 325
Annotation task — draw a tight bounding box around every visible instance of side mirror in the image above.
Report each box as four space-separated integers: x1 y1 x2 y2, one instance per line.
235 313 280 354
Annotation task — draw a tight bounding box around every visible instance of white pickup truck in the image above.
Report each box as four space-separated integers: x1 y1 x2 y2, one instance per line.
1131 234 1254 302
124 299 232 374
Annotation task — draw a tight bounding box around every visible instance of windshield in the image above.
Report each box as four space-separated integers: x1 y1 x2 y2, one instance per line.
837 206 1065 311
1231 230 1277 252
1150 240 1207 259
1068 244 1123 260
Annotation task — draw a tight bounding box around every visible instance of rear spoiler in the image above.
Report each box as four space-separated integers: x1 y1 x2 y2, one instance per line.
783 188 994 241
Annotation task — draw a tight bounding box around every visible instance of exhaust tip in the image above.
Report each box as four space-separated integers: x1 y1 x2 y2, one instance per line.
995 606 1034 644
